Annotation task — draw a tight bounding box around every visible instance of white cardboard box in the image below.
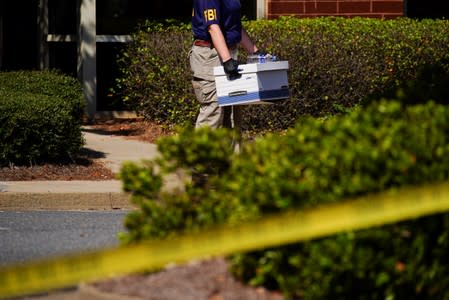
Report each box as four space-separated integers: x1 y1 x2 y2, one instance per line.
213 61 290 106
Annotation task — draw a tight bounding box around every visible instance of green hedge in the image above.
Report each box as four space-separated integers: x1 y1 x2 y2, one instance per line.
115 20 195 125
116 17 449 130
119 99 449 299
0 71 85 166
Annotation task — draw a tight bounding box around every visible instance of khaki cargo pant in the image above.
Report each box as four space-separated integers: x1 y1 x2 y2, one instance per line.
189 45 242 135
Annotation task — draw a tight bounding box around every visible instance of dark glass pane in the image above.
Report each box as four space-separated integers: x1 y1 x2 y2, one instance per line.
48 0 77 34
1 0 38 70
49 43 78 77
406 0 449 19
96 43 128 111
241 0 257 20
96 0 192 34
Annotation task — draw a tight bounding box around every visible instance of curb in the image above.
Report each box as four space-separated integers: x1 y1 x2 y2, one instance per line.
0 192 135 211
0 180 136 211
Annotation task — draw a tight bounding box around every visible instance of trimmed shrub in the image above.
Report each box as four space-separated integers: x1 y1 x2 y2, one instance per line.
0 71 85 166
224 100 449 299
115 20 195 125
119 99 449 299
115 17 449 130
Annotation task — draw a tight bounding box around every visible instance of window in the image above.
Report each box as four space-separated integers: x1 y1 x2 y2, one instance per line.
0 0 38 70
48 0 77 34
96 0 192 35
406 0 449 19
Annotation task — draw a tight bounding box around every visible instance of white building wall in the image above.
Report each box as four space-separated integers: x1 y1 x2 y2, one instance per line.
79 0 97 117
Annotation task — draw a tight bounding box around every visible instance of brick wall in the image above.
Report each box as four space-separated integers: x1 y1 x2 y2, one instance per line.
267 0 404 19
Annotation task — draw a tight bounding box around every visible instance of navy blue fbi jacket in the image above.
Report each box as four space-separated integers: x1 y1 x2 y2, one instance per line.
192 0 242 46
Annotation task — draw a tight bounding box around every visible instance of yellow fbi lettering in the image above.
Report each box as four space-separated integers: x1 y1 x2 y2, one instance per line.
203 9 217 21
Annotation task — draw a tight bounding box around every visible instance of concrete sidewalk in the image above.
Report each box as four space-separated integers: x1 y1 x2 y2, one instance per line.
0 127 167 211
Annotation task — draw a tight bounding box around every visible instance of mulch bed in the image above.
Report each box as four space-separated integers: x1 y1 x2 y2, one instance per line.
91 258 284 300
0 120 168 181
0 155 115 181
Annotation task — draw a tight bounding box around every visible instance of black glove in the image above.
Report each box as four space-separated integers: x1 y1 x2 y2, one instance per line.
223 58 241 80
253 50 265 56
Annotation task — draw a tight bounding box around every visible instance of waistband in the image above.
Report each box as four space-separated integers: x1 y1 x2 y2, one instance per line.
193 39 212 48
193 39 237 50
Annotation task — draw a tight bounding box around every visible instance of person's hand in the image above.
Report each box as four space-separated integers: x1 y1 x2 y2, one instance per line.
223 58 241 80
253 49 265 56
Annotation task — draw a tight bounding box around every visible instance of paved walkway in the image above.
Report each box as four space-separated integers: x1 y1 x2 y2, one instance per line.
0 126 173 211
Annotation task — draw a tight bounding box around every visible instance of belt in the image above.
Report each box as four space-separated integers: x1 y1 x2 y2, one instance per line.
193 39 212 48
193 39 238 50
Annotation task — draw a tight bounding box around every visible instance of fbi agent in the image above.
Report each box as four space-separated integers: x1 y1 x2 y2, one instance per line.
190 0 259 142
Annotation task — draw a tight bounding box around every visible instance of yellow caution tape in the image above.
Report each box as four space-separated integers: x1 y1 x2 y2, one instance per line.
2 181 449 298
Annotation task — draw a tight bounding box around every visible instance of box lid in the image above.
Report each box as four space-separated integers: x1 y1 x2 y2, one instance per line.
213 60 289 76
